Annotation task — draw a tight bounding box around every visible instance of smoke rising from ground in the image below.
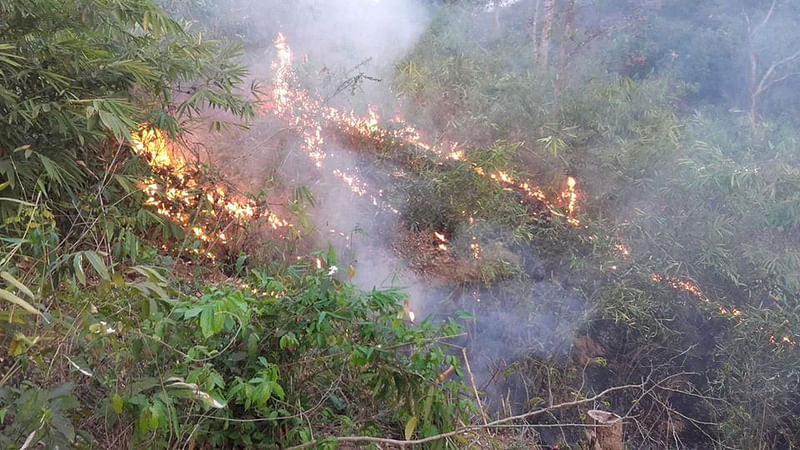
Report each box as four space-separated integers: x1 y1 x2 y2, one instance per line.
169 0 800 444
240 0 430 109
203 0 595 414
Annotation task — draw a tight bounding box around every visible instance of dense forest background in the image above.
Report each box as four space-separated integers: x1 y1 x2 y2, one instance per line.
1 0 799 448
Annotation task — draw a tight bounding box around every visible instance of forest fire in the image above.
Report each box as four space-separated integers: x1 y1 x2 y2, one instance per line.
264 33 581 229
131 124 289 260
447 148 466 161
563 176 579 225
434 231 449 252
614 242 631 259
649 273 709 302
261 32 797 348
470 236 482 259
14 2 800 448
649 273 794 347
770 335 797 346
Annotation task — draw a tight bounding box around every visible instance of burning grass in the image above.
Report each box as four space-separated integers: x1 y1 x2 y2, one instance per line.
393 228 520 285
256 32 798 350
131 124 293 263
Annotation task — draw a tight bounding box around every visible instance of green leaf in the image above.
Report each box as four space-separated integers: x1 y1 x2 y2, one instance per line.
200 306 215 338
213 310 225 333
0 197 35 207
73 253 86 285
9 332 37 356
272 382 285 400
84 251 110 280
148 405 160 430
137 407 150 435
183 307 203 319
135 281 168 300
405 416 418 440
1 271 34 298
111 394 124 414
0 288 42 316
112 273 125 287
326 244 338 266
253 382 272 406
422 386 434 422
98 110 130 140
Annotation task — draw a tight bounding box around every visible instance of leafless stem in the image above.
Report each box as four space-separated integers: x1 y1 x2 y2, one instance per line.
285 379 650 449
462 348 488 426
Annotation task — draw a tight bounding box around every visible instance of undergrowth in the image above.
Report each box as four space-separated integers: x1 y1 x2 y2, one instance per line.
0 251 471 448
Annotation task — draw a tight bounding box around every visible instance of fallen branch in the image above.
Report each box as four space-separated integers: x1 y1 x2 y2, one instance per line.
284 380 646 449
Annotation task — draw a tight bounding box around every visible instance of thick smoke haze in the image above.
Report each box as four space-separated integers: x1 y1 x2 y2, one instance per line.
203 1 443 317
197 1 800 432
241 0 430 109
200 0 594 405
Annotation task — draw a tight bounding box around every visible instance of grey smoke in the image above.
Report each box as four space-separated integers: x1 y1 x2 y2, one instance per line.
202 0 591 413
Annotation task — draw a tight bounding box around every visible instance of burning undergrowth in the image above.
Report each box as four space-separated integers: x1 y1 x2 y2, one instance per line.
392 227 520 284
130 125 296 265
124 26 797 445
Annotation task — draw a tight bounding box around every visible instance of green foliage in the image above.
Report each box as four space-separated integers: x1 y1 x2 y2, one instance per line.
0 383 80 449
0 260 470 448
393 3 800 448
0 0 256 282
397 142 532 235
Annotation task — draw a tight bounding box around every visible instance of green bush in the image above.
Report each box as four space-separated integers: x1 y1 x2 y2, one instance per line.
0 255 471 448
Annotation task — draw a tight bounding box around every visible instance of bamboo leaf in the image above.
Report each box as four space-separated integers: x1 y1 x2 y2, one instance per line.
111 394 124 414
404 416 418 440
84 251 110 280
0 288 42 316
73 253 86 285
1 271 34 298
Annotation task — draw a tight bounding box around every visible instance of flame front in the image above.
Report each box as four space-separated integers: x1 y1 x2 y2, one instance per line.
261 33 796 348
433 231 449 252
130 125 289 260
563 176 579 226
264 33 583 226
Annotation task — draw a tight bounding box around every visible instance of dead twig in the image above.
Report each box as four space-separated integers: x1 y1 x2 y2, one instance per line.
462 348 488 426
284 379 650 449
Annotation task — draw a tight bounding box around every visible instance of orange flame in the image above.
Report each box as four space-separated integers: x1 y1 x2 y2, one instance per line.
562 176 579 226
470 236 482 259
262 34 795 348
614 242 631 259
130 124 289 261
433 231 449 252
265 33 583 224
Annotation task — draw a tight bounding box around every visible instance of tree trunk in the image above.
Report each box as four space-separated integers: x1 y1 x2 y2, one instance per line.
536 0 556 74
586 410 624 450
532 0 541 58
556 0 576 93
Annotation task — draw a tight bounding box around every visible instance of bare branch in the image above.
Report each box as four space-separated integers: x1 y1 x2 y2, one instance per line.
752 0 778 35
285 379 654 449
462 348 488 426
754 48 800 98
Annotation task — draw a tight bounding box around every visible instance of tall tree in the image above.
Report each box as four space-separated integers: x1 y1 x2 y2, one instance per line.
535 0 556 73
555 0 576 92
746 0 800 124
